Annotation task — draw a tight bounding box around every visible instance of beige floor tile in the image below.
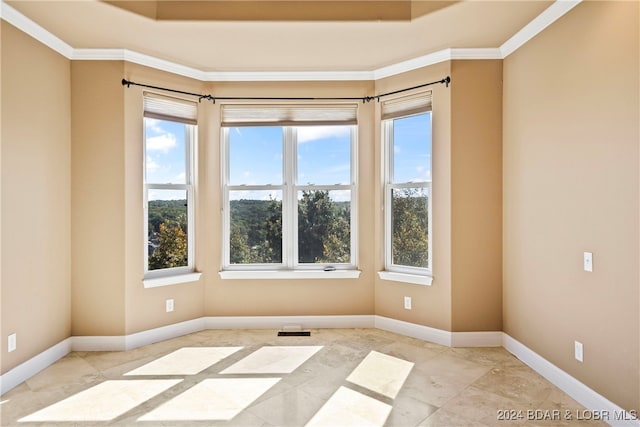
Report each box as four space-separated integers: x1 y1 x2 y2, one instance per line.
305 386 392 427
221 345 323 374
385 395 438 427
418 408 491 427
471 365 554 407
139 378 281 422
346 351 414 399
247 387 325 426
125 346 242 376
438 384 534 427
24 353 101 392
0 329 604 427
19 379 181 422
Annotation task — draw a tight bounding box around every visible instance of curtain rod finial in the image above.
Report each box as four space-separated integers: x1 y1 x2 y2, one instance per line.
444 76 451 87
121 79 131 88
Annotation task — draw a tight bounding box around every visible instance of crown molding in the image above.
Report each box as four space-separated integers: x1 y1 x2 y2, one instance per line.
500 0 582 58
2 0 581 82
0 1 74 58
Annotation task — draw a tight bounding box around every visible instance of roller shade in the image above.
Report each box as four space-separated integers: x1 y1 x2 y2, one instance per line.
221 104 358 127
143 92 198 125
381 91 432 120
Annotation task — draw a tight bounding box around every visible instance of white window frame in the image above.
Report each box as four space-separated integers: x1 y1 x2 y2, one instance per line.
143 109 197 280
382 111 433 280
221 125 358 272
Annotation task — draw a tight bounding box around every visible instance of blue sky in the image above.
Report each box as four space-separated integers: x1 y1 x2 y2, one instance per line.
145 112 431 201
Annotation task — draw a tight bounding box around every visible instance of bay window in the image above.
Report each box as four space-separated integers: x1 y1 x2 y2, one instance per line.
221 104 358 273
381 92 432 284
143 93 197 279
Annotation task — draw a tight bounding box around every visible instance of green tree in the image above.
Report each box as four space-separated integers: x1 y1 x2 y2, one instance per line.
392 188 428 267
264 196 283 262
149 217 188 269
298 190 350 264
230 222 252 264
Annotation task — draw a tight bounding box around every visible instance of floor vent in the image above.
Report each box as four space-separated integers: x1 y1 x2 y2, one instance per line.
278 324 310 336
277 331 311 336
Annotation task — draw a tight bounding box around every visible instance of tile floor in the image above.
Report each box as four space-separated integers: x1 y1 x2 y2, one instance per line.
0 328 607 426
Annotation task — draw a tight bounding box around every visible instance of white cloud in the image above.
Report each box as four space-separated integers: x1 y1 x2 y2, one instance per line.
145 118 164 134
298 126 351 143
146 156 159 173
146 134 177 153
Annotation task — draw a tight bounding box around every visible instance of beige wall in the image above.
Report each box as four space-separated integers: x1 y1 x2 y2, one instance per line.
373 60 502 333
1 22 71 373
123 64 207 334
450 60 503 332
374 62 453 331
503 1 639 412
71 61 126 336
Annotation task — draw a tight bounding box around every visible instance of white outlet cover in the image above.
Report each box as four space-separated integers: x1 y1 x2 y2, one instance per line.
404 296 412 310
583 252 593 272
574 341 583 362
166 299 174 312
8 333 17 352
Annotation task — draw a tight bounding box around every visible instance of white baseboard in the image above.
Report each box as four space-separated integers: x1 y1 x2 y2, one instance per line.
124 318 206 350
2 315 638 427
451 331 504 347
503 335 639 427
70 318 207 352
205 315 375 330
71 335 126 352
374 315 452 346
0 338 71 395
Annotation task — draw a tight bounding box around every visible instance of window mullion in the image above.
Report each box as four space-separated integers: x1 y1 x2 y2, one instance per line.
283 127 297 269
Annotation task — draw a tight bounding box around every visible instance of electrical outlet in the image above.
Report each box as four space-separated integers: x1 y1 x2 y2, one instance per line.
8 333 17 352
166 299 174 313
574 341 583 362
583 252 593 272
404 296 412 310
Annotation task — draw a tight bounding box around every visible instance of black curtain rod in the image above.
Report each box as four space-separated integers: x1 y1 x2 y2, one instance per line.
121 76 450 104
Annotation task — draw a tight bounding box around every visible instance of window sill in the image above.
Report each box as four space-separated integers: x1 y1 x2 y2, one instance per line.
378 271 433 286
143 272 202 288
219 270 361 280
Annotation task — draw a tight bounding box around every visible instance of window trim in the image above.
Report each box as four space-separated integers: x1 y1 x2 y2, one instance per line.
221 124 358 272
143 115 197 280
382 111 433 277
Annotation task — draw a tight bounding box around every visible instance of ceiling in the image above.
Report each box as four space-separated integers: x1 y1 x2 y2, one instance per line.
5 0 554 73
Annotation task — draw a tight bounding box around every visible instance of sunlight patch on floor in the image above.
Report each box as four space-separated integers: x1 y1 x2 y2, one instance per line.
125 347 243 376
221 346 323 374
138 378 281 421
18 380 181 422
305 386 392 427
346 350 414 399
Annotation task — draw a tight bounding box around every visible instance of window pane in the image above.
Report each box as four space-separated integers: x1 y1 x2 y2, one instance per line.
229 190 282 264
391 187 428 268
148 190 188 270
297 126 351 185
298 190 351 264
229 127 283 185
392 113 431 184
145 118 187 184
